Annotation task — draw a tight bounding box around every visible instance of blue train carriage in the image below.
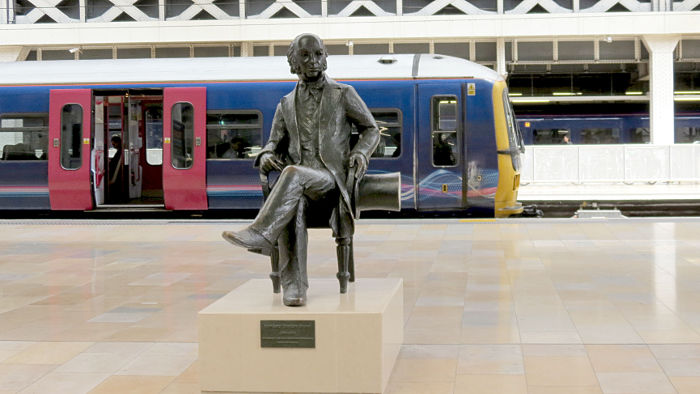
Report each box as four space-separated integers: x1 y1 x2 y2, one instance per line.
518 113 700 145
0 54 524 217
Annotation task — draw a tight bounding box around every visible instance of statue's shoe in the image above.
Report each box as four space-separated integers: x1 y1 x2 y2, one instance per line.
222 228 274 256
283 282 307 307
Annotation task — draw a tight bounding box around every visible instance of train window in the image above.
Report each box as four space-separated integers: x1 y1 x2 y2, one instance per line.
431 96 459 167
533 129 570 145
145 104 163 166
630 128 650 144
370 109 402 158
676 127 700 143
433 97 458 131
0 114 49 161
502 91 524 153
60 105 83 170
206 111 262 160
581 128 620 144
171 102 194 170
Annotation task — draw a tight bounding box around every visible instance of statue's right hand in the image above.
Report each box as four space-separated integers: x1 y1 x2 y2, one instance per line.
259 152 284 174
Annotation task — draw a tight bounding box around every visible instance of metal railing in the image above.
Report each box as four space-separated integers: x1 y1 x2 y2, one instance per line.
0 0 696 24
520 144 700 184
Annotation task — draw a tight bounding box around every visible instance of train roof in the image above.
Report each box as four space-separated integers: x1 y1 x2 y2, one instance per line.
0 54 502 86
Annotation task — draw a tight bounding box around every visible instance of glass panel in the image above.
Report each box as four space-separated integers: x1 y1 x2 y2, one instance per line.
117 47 151 59
394 43 429 54
155 47 190 58
371 110 402 158
533 129 571 145
432 132 458 166
171 103 194 169
60 104 83 169
580 128 620 144
208 112 260 126
206 112 263 160
353 44 389 55
145 104 163 165
42 49 74 61
676 127 700 143
432 97 457 131
80 48 113 60
518 42 553 62
193 46 229 58
502 91 523 151
434 42 469 59
431 96 459 166
629 128 650 144
0 114 49 161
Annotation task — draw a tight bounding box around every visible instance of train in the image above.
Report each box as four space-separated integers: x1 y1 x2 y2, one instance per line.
0 54 524 218
516 113 700 145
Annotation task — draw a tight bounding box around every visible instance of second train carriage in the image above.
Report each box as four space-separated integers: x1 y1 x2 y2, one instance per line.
0 54 524 217
517 113 700 145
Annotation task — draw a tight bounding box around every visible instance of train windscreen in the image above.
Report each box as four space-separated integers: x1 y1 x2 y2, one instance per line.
502 91 524 171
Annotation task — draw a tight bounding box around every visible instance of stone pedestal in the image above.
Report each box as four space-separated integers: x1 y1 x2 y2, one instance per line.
198 278 403 394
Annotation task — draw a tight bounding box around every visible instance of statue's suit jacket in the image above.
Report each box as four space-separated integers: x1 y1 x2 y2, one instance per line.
256 77 379 220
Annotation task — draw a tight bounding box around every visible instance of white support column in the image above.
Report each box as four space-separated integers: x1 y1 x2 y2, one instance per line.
0 46 23 62
1 0 15 24
241 42 253 57
159 0 165 21
496 37 507 77
643 35 679 145
79 0 86 22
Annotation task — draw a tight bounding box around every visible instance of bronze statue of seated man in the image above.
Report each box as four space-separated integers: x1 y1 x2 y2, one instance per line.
222 33 379 306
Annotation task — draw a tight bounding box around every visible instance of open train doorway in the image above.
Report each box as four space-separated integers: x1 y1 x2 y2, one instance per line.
93 89 164 207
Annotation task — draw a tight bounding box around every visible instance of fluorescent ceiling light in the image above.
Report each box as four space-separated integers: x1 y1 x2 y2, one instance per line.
512 99 551 103
674 96 700 101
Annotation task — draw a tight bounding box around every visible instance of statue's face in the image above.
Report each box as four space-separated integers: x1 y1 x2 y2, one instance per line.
295 36 326 82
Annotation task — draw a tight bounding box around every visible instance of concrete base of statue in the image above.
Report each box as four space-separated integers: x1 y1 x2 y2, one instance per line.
198 278 404 394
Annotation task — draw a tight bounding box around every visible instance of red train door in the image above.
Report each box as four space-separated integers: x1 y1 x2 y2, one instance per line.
48 89 93 210
162 87 208 210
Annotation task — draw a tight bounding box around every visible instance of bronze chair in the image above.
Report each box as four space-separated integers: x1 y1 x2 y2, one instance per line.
260 169 401 294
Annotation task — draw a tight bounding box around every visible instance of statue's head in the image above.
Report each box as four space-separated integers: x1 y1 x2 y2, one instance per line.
287 33 328 82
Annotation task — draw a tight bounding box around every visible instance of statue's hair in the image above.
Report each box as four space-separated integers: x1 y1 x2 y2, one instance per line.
287 33 328 75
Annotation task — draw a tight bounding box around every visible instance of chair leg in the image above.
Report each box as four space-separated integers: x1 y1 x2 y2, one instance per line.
348 239 355 283
335 237 351 294
270 244 281 294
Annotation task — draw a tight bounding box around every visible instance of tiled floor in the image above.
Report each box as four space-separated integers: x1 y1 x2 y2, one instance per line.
0 218 700 393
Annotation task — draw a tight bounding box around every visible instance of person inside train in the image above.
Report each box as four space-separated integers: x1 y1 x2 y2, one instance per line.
561 134 572 144
222 137 248 159
108 135 125 203
433 133 456 165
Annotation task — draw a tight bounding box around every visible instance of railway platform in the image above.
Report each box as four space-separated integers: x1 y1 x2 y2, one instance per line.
1 218 700 393
518 183 700 217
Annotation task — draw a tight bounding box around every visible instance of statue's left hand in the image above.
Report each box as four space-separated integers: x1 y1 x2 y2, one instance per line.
348 152 368 180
